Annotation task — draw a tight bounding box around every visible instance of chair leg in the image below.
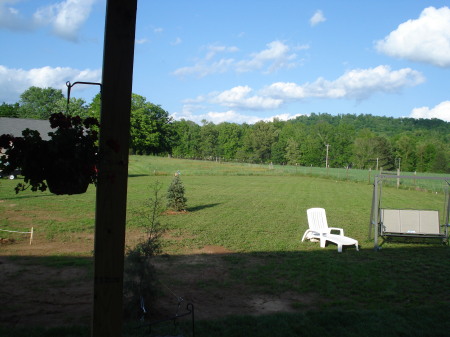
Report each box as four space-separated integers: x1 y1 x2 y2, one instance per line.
320 238 326 248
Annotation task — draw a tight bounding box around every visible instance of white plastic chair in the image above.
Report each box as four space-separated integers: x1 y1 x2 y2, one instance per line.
302 208 358 252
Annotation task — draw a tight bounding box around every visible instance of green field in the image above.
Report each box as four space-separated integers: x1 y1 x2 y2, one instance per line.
1 155 449 337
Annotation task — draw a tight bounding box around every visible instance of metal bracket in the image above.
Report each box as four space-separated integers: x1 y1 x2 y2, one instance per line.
66 81 102 113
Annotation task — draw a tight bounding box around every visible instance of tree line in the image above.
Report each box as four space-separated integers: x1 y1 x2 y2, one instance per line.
1 86 449 173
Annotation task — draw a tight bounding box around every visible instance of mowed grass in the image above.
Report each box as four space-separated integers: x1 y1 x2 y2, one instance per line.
1 155 450 336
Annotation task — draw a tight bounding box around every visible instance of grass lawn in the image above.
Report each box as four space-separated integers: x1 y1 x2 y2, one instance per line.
1 155 449 336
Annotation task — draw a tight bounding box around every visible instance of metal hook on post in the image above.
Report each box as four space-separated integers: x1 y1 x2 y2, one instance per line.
66 81 103 114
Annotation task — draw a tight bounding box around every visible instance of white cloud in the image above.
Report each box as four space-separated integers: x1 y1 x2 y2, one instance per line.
153 27 163 33
376 6 450 67
235 40 297 73
0 65 101 103
136 38 149 45
310 10 326 27
181 66 424 117
171 107 300 125
212 85 283 110
262 65 424 101
205 45 239 60
173 58 235 78
410 101 450 122
173 40 300 78
33 0 96 41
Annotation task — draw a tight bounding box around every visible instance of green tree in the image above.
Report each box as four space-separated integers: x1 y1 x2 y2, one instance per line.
285 138 300 165
87 93 102 120
18 87 64 119
199 120 219 159
432 145 449 173
54 97 88 117
217 122 242 161
247 121 277 163
130 94 174 155
171 119 201 158
166 174 187 211
394 134 417 172
0 102 20 117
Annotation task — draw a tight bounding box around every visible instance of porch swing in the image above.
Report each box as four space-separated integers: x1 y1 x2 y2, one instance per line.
370 174 450 250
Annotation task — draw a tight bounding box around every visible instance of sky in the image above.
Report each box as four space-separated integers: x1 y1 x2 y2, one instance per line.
1 0 450 124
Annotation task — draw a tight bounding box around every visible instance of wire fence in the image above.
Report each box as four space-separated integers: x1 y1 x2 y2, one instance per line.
269 164 449 193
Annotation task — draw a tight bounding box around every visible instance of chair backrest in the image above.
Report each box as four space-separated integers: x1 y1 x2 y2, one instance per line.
307 208 329 233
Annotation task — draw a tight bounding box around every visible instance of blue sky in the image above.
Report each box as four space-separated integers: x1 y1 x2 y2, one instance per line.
1 0 450 123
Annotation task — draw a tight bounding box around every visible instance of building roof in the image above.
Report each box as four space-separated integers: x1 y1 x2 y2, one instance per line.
0 117 52 140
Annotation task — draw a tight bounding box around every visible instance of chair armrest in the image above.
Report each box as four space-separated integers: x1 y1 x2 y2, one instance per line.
328 227 344 235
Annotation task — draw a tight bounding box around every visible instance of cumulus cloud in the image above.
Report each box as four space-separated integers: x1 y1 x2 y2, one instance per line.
310 10 326 27
0 65 101 103
262 65 424 101
173 109 262 124
410 101 450 122
33 0 96 41
173 40 301 78
171 107 301 125
376 6 450 67
212 85 283 110
181 66 424 119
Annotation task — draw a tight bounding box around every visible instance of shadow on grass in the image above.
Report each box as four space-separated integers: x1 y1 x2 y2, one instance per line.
187 203 220 212
1 192 56 200
1 244 450 336
128 174 150 178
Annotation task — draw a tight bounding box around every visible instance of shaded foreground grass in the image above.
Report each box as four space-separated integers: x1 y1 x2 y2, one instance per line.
3 305 450 337
2 247 450 337
1 155 449 336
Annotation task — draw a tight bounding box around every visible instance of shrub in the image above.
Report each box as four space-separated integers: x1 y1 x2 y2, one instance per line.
166 174 187 211
123 182 165 319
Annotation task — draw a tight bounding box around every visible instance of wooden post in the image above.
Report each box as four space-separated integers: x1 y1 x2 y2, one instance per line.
92 1 137 336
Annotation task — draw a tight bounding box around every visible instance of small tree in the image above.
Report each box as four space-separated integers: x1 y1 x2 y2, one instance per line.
123 182 165 319
166 173 187 211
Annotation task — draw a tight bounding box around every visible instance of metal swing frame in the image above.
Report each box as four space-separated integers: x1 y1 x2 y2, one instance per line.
370 174 450 250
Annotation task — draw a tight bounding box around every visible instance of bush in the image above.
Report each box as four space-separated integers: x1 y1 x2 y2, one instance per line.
123 182 165 319
166 174 187 211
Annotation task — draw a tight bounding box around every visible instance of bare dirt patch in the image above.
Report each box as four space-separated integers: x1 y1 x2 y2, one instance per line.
0 238 318 328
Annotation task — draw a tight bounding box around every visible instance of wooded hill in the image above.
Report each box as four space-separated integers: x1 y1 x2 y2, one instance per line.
170 113 449 173
1 87 449 173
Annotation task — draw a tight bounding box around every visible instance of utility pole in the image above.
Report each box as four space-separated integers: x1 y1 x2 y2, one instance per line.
92 1 137 336
325 144 330 168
